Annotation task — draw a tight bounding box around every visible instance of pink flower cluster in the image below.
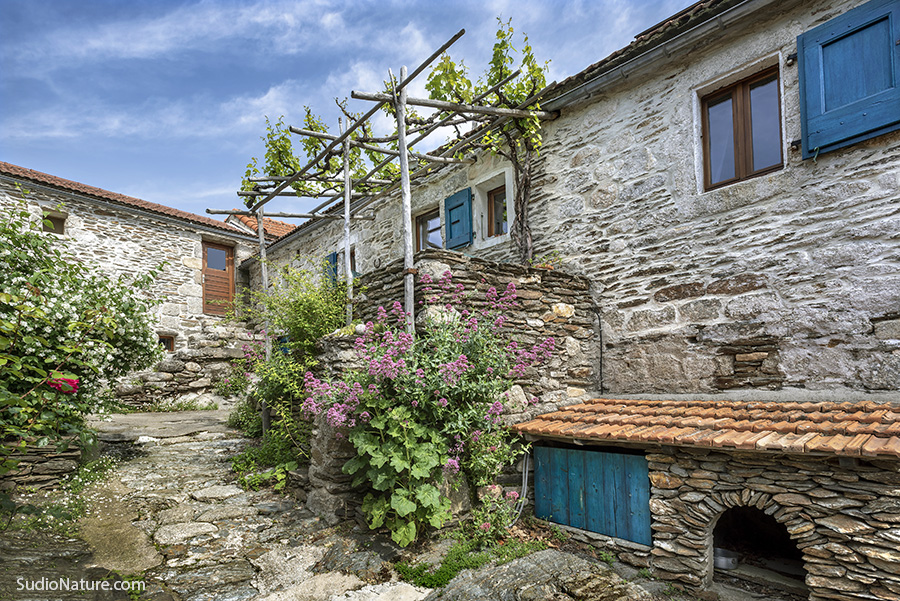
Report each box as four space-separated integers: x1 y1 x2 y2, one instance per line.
438 354 472 386
48 378 79 394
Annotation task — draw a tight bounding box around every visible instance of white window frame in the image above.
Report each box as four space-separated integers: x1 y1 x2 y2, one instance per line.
470 167 514 251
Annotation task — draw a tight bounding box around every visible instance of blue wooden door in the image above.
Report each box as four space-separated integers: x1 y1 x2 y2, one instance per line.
533 447 652 546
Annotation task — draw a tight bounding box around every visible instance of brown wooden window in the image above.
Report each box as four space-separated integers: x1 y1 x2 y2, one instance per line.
42 213 66 235
701 67 782 190
415 209 442 252
487 185 507 237
158 335 175 352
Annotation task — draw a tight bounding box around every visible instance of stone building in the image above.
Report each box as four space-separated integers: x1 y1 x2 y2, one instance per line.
0 162 258 401
252 0 899 399
246 0 900 598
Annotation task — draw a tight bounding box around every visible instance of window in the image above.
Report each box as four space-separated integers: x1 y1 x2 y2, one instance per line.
444 188 473 249
324 251 338 284
42 212 66 235
158 335 175 352
415 209 442 252
487 185 508 237
797 0 900 158
701 67 782 190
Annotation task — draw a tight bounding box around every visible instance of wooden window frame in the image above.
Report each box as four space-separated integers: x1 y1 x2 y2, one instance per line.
42 212 66 235
415 209 442 252
701 66 783 191
159 335 175 352
486 185 507 238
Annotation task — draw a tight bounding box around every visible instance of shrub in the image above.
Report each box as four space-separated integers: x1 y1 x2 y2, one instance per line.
302 272 554 546
0 192 162 475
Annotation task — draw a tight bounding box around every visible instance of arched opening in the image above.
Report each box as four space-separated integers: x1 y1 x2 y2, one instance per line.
712 506 808 600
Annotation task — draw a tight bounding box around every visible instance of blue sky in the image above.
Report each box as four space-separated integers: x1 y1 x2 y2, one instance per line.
0 0 692 219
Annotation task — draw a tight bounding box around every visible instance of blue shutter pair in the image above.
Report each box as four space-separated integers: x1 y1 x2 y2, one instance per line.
324 251 338 284
798 0 900 159
444 188 473 249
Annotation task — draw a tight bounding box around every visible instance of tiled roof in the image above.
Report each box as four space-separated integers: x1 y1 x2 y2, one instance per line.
230 211 297 240
546 0 739 104
0 161 248 236
512 398 900 458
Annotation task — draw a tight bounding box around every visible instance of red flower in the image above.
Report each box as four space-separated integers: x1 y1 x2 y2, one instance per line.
48 378 79 394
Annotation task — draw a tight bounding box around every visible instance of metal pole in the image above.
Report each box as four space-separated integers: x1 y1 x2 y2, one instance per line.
341 118 353 326
257 206 272 435
395 65 415 335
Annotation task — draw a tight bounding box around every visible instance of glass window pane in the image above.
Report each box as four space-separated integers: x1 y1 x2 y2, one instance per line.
750 77 781 172
427 227 443 248
207 247 227 271
707 96 735 185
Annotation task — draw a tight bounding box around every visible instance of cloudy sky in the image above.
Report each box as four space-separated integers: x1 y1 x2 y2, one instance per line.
0 0 692 219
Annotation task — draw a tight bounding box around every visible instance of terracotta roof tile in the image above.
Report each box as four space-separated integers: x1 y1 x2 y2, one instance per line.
511 398 900 459
0 161 248 235
230 211 298 240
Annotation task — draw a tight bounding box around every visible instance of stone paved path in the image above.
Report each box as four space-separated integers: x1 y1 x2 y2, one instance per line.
3 406 656 601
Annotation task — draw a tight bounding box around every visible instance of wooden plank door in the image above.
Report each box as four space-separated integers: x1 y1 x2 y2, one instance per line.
533 446 652 546
202 242 234 315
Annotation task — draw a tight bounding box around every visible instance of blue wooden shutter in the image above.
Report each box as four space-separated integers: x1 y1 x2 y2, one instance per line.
444 188 473 249
798 0 900 158
324 251 338 284
533 446 652 546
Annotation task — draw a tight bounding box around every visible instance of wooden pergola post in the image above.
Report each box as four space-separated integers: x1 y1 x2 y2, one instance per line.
341 118 353 326
395 65 415 335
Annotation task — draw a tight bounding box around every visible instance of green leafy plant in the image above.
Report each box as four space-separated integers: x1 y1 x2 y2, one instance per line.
1 191 162 478
302 272 554 546
231 430 301 491
427 18 549 264
469 485 521 547
144 397 218 412
227 396 263 438
598 549 616 566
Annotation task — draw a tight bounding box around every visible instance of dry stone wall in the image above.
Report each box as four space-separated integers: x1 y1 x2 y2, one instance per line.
646 448 900 600
115 319 256 406
1 440 81 490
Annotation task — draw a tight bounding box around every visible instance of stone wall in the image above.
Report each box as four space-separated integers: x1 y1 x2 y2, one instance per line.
357 248 601 416
116 318 255 405
1 441 81 490
646 447 900 600
0 178 255 351
251 0 899 400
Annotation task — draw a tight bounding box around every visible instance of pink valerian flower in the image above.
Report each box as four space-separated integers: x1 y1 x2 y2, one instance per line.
438 397 448 408
48 378 78 394
439 354 472 386
444 457 460 474
506 490 520 501
479 522 491 531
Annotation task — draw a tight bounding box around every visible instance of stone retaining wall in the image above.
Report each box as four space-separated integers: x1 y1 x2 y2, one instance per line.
646 448 900 600
1 441 81 490
356 248 601 420
115 319 254 406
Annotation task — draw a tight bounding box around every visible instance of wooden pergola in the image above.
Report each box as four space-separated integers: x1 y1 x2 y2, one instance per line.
208 27 555 341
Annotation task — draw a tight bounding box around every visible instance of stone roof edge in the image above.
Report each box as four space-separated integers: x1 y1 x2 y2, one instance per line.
0 162 254 239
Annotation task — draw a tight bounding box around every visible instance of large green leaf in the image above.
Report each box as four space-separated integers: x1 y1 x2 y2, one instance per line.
390 491 417 517
415 484 441 509
391 519 417 547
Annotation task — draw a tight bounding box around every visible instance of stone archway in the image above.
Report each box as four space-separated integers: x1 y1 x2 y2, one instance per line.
696 490 811 589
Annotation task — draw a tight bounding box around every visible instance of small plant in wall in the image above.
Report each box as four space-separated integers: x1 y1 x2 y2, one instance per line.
529 250 562 270
301 272 555 546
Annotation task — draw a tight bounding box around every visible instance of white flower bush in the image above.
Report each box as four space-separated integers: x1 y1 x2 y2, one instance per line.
1 191 162 475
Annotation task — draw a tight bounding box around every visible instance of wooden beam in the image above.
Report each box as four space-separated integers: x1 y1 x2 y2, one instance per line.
290 127 474 164
206 209 374 221
238 190 368 198
248 175 392 185
350 91 557 120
